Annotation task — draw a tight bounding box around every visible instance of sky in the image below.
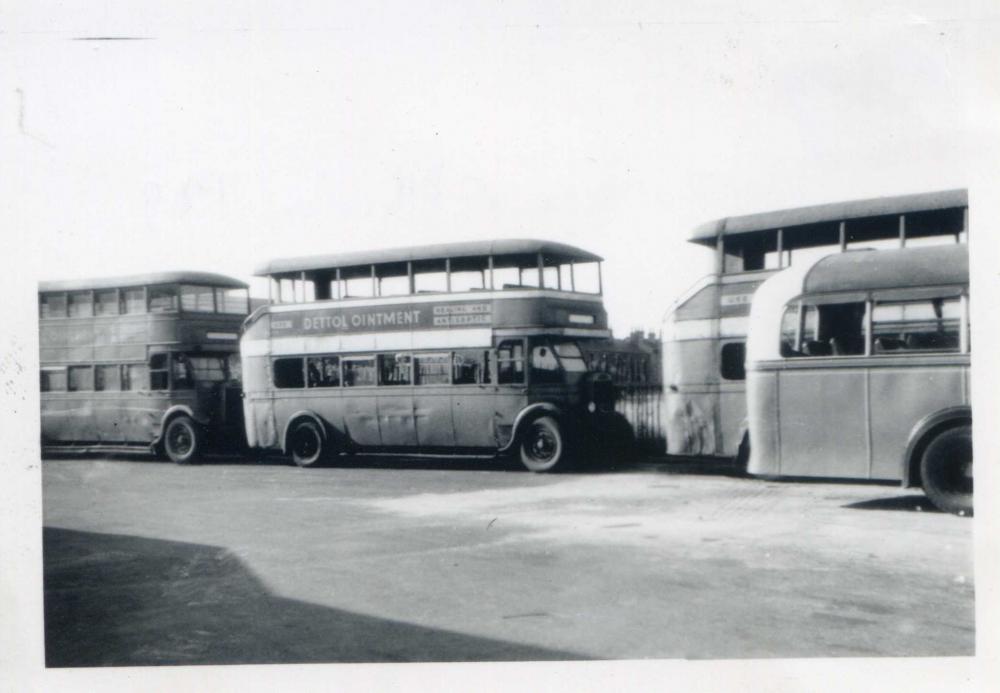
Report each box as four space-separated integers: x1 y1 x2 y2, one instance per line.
3 1 988 337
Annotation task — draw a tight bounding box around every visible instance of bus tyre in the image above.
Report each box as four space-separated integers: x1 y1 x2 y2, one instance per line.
164 416 202 465
519 416 567 473
920 424 973 516
290 420 326 468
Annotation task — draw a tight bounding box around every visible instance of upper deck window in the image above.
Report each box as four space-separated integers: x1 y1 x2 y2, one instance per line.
216 287 250 314
181 285 215 312
95 290 119 316
122 287 146 314
40 293 66 318
149 286 178 313
68 292 93 317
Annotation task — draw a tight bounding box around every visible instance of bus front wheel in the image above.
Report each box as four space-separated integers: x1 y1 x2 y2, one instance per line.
289 420 327 468
519 416 567 473
164 416 202 465
920 424 973 516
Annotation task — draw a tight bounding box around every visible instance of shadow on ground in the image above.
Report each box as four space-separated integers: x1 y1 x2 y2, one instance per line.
842 495 942 513
44 527 582 667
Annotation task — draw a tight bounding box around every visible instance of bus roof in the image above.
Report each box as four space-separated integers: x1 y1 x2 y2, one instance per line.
254 239 603 277
689 189 968 246
39 272 249 293
803 244 968 295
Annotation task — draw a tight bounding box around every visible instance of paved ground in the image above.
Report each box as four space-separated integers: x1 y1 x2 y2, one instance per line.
41 455 974 666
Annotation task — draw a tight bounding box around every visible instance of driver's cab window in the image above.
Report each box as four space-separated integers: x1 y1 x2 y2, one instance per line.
497 340 525 384
529 340 561 384
172 354 195 389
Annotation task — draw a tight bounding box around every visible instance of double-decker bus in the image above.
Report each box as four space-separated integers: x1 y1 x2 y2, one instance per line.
661 189 968 464
744 244 972 515
241 240 624 471
39 272 250 463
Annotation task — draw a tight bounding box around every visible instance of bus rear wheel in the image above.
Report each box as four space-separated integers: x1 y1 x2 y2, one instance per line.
164 415 202 465
920 424 973 516
290 420 327 468
519 416 567 473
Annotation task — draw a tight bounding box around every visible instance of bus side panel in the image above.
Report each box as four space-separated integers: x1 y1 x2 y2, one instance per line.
242 355 275 449
869 360 969 480
342 387 381 447
746 369 779 475
777 366 868 478
414 385 455 447
663 338 719 456
90 391 155 444
41 394 94 443
377 387 418 446
452 386 497 447
717 381 747 457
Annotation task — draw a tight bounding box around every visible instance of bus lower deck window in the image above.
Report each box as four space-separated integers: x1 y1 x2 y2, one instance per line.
343 358 376 387
67 366 93 392
95 365 122 391
453 350 490 384
307 356 341 388
123 364 148 391
150 354 170 390
378 353 412 386
40 368 67 392
414 353 450 385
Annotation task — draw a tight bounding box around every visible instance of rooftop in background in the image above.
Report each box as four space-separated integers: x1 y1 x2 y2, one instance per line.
255 239 603 277
690 188 968 246
39 272 249 293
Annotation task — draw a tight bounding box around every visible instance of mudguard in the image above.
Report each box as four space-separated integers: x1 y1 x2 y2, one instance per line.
281 410 328 455
901 406 972 488
498 402 566 454
151 404 202 449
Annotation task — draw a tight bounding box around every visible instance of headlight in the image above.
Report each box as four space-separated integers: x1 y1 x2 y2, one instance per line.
587 401 596 413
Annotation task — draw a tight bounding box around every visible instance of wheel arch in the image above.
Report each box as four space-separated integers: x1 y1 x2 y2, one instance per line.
902 406 972 488
151 404 200 451
498 402 566 454
281 410 329 455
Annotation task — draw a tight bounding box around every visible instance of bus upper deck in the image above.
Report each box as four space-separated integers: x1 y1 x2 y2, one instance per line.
662 188 968 460
241 240 626 471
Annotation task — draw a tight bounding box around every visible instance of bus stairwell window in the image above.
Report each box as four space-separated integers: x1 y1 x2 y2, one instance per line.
872 298 960 353
720 342 746 380
498 340 525 384
274 357 305 389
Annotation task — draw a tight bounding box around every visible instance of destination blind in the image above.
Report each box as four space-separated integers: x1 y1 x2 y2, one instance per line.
269 300 493 336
